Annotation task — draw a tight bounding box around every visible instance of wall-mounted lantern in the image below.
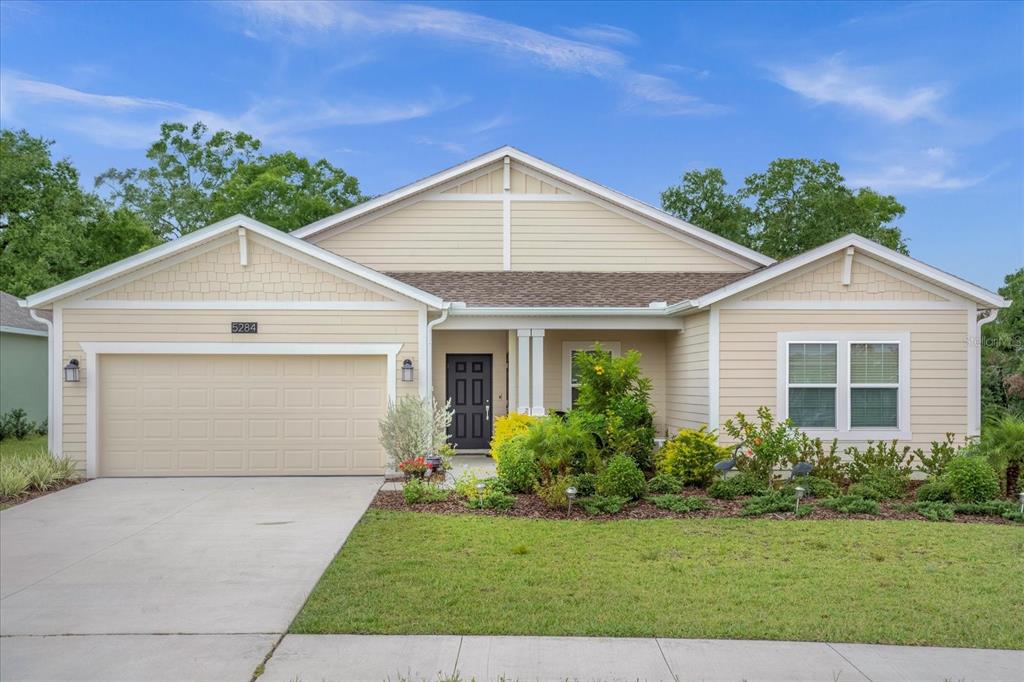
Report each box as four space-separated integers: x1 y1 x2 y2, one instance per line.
401 359 414 382
64 358 80 383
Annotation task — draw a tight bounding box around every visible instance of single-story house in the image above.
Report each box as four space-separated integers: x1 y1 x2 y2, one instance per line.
22 147 1010 478
1 291 50 424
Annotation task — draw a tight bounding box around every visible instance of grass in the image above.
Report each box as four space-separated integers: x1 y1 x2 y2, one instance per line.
0 434 49 462
0 434 78 508
291 510 1024 649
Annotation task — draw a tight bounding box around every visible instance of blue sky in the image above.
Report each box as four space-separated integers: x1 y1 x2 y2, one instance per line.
1 1 1021 289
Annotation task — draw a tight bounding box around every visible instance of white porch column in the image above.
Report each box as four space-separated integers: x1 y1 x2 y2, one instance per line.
516 329 531 414
530 329 545 416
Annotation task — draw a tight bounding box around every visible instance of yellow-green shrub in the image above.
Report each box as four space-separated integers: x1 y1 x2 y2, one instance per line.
656 427 730 487
490 413 540 464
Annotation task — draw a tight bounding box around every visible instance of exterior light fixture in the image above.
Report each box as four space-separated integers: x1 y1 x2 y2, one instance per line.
63 359 80 383
794 486 806 515
1019 491 1024 514
401 359 414 382
566 486 577 516
475 482 486 508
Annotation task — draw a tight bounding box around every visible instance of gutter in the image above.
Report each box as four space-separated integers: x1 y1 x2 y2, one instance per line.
28 308 55 457
444 303 695 317
424 303 451 399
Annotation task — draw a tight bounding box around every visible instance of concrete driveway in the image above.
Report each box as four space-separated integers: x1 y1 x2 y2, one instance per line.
0 477 380 682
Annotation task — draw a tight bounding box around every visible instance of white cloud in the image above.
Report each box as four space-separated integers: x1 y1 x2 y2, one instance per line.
3 73 182 111
412 136 468 155
770 55 945 122
229 1 721 117
848 147 989 191
562 23 639 46
468 114 514 135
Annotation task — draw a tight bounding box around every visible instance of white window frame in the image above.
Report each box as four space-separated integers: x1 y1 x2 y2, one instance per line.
562 341 621 410
785 342 839 429
777 331 911 440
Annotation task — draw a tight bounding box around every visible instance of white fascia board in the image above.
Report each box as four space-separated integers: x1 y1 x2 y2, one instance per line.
0 325 48 337
292 146 773 268
447 306 673 317
691 234 1009 310
24 214 444 309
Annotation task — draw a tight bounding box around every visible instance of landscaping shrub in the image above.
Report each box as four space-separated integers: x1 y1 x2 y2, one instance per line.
914 433 962 479
595 454 647 500
707 472 766 500
572 345 656 469
953 500 1016 516
820 495 881 515
655 426 730 487
646 473 683 495
783 475 839 499
568 472 598 497
0 466 30 499
0 448 78 501
844 440 914 484
943 456 1000 503
905 501 954 522
495 436 539 493
535 475 572 509
916 480 954 503
467 490 516 511
490 413 540 464
797 437 845 486
35 419 47 437
846 482 885 501
983 414 1024 496
856 469 909 499
707 478 739 500
0 409 34 441
453 470 497 501
649 494 709 513
723 407 804 484
378 396 453 469
402 478 449 505
580 495 628 515
739 490 796 516
521 414 600 480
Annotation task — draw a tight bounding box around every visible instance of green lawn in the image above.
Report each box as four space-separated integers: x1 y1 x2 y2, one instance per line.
0 434 49 464
292 510 1024 649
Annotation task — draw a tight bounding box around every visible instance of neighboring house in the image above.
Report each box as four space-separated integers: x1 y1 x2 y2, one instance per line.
21 147 1010 478
0 291 50 424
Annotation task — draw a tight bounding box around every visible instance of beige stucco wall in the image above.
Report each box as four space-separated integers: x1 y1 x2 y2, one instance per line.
716 308 969 452
665 311 710 433
314 200 504 271
431 330 510 419
60 308 420 471
91 236 389 302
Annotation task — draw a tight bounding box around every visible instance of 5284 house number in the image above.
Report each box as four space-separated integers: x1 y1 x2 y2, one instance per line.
230 322 258 334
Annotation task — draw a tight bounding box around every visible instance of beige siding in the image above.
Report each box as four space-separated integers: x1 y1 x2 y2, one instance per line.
717 308 969 452
91 236 389 302
541 330 668 435
511 201 749 272
665 311 710 433
745 254 948 302
431 330 509 420
440 163 569 194
314 201 503 271
60 308 420 472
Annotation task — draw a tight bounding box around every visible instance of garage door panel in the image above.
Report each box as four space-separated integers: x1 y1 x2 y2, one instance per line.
99 354 387 476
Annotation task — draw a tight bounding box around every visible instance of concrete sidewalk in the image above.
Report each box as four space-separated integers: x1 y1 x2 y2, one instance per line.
260 634 1023 682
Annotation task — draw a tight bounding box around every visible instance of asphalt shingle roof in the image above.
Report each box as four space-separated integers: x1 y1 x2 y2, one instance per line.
0 291 50 333
385 271 753 308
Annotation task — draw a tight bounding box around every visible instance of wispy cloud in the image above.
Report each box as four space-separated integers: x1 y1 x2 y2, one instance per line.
0 70 467 148
562 23 638 46
229 1 722 117
412 136 467 155
769 55 945 123
849 147 990 192
468 114 515 135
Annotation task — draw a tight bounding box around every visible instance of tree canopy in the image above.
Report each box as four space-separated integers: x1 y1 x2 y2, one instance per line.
661 158 908 260
982 268 1024 420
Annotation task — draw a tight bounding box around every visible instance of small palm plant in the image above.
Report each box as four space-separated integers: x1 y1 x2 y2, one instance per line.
984 414 1024 497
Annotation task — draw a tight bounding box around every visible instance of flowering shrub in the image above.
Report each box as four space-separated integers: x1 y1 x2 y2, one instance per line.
398 456 428 478
489 413 541 465
723 406 804 484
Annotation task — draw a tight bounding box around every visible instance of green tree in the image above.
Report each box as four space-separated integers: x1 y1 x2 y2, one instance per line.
98 122 365 238
981 268 1024 420
661 158 908 259
0 129 158 297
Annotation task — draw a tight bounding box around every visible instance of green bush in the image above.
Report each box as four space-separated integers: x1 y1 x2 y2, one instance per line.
568 472 598 497
707 472 767 500
952 500 1015 516
467 490 515 511
739 490 796 516
914 433 963 478
820 495 881 515
858 469 909 499
916 480 954 503
489 413 541 464
707 478 739 500
495 436 540 493
402 478 449 505
0 466 31 499
797 437 845 486
846 482 885 501
535 475 572 509
521 414 600 479
723 407 804 484
0 448 79 501
0 408 34 441
943 456 1000 503
596 455 647 500
783 475 839 499
983 414 1024 496
649 494 709 513
580 495 628 515
646 473 683 495
905 501 954 522
844 440 914 484
655 427 730 487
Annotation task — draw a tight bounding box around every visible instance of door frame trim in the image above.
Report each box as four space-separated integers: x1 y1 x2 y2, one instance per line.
79 341 402 479
445 352 494 449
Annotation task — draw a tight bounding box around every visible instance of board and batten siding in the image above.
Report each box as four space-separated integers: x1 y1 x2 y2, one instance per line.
510 201 749 272
665 311 710 433
716 308 969 452
59 308 420 471
313 200 503 271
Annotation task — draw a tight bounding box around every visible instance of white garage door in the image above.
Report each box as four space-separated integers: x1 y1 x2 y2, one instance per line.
99 354 387 476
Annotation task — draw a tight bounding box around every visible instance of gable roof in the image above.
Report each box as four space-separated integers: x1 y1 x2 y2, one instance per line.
1 291 50 334
678 234 1010 310
291 146 775 268
22 215 445 309
388 271 749 308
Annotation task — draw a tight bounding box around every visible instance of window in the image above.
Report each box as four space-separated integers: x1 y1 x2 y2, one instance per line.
562 341 620 410
778 332 910 439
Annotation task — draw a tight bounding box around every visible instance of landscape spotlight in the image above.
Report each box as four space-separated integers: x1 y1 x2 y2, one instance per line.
794 486 806 514
566 486 578 515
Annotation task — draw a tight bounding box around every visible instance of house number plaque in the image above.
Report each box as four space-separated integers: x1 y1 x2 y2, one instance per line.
230 322 258 334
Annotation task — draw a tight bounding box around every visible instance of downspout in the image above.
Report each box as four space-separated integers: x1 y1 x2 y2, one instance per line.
974 308 1000 434
28 309 55 457
424 303 451 403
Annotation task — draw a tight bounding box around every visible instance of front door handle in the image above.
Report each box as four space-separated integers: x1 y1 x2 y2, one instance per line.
485 402 490 421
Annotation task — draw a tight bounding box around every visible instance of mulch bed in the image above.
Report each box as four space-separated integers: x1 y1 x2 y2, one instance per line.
0 479 83 510
370 487 1019 525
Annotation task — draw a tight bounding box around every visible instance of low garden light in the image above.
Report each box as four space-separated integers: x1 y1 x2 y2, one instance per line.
794 486 806 514
475 482 486 508
1019 491 1024 514
401 359 414 382
63 358 80 383
566 486 578 516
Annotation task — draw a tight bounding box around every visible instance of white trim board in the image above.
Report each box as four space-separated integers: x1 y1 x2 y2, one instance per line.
0 325 48 337
62 300 421 311
77 341 402 479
